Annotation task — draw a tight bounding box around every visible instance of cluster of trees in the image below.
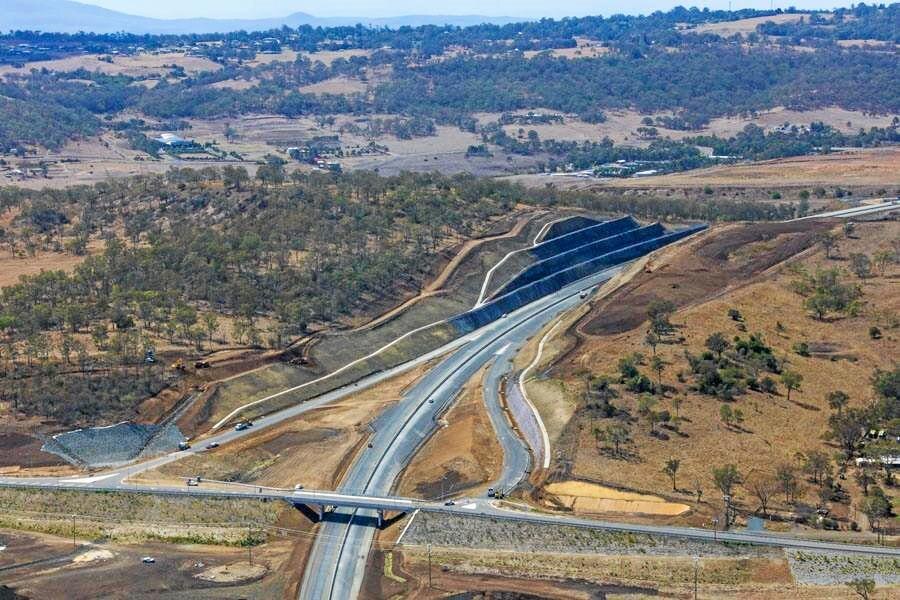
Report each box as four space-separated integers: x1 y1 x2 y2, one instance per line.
757 4 900 43
0 168 519 423
685 332 785 402
686 121 900 161
791 267 863 320
339 116 437 140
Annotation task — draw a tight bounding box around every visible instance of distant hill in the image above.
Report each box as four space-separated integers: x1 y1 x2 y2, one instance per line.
2 0 518 34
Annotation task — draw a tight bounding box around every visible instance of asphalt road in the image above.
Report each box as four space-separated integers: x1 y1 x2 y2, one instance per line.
482 344 533 495
299 266 625 600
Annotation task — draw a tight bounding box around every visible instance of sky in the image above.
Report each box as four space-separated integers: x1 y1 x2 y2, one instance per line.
83 1 852 20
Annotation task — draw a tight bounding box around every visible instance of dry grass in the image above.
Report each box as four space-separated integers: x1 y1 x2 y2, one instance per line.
0 52 220 80
396 366 502 499
600 147 900 188
692 13 811 37
0 244 102 287
544 220 899 521
523 38 611 60
298 76 368 95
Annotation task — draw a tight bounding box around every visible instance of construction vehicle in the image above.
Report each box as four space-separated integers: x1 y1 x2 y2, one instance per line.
171 358 186 371
194 360 211 369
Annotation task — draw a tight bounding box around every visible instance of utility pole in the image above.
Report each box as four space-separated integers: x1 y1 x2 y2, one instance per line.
72 514 76 551
427 543 432 588
693 556 699 600
247 523 252 566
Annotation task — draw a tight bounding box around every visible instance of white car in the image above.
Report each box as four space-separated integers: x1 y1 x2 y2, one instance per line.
141 556 156 564
294 484 305 490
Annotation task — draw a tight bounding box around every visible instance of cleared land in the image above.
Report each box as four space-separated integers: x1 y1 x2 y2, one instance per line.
692 13 811 36
136 364 430 490
0 528 300 599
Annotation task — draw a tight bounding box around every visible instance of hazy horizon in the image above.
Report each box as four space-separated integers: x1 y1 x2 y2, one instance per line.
82 0 855 20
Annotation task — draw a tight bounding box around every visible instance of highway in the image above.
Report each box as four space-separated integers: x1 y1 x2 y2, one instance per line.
789 197 900 221
300 266 626 600
3 208 899 598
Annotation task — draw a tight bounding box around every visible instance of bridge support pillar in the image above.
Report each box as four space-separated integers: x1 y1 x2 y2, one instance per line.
318 504 325 522
377 509 384 529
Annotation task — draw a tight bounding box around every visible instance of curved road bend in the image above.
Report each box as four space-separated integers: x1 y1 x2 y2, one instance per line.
300 266 625 600
481 345 532 495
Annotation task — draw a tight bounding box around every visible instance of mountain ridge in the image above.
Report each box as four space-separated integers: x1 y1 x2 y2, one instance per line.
2 0 518 34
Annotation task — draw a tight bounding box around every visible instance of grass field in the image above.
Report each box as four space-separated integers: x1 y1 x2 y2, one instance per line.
529 220 899 530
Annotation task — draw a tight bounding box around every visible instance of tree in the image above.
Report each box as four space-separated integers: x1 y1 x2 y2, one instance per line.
663 458 680 491
847 578 875 600
826 390 849 415
872 249 893 276
819 231 839 259
855 465 874 496
671 396 683 421
603 424 630 457
746 473 777 516
849 253 871 278
692 479 703 504
647 299 675 337
780 370 803 403
827 408 869 460
775 463 799 503
860 487 891 533
712 464 742 497
705 332 729 360
719 404 735 428
586 375 618 417
803 450 831 484
223 122 238 142
645 331 660 356
222 165 249 191
637 394 659 433
650 355 665 390
202 313 219 345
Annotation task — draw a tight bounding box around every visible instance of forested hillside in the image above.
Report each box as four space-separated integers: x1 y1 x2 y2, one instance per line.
0 5 897 152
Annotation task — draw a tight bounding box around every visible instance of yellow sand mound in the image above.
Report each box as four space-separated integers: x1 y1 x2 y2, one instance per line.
546 481 690 516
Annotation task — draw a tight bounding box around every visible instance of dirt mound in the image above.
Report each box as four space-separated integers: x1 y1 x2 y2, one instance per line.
0 433 66 468
580 221 831 336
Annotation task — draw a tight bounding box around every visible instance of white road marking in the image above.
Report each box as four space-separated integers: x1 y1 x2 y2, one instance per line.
461 502 478 510
519 320 563 470
60 473 120 484
495 343 510 355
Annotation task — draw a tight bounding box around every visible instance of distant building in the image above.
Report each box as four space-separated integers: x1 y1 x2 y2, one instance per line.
154 133 194 148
